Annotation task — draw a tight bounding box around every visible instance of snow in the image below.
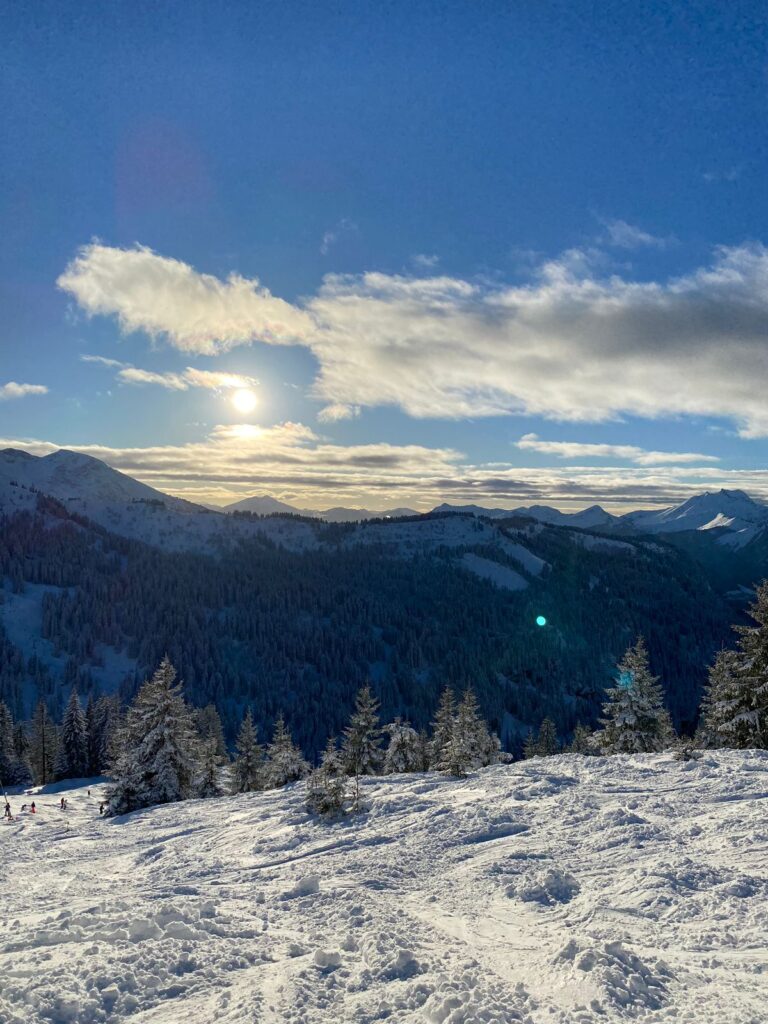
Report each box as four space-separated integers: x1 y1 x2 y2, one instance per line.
460 553 528 591
2 752 767 1023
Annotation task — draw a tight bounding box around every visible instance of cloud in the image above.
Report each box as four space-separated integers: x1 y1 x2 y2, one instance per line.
516 434 719 465
0 382 48 400
59 243 312 353
80 354 126 369
60 240 768 437
320 219 358 256
5 425 768 511
411 253 440 269
82 355 257 392
317 403 361 423
600 218 671 249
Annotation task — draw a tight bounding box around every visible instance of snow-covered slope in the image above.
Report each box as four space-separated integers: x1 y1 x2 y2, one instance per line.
3 752 766 1023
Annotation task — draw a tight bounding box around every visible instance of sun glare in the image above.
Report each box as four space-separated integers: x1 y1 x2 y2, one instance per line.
231 388 257 414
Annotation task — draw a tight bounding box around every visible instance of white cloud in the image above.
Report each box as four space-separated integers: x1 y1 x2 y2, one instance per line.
59 243 312 353
82 355 258 392
600 218 671 249
516 434 719 465
0 382 48 400
60 240 768 438
80 354 126 369
317 403 361 423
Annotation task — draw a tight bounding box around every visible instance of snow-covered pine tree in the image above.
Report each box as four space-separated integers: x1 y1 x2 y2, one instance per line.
568 722 594 755
107 657 201 815
536 717 559 756
594 636 675 754
263 714 309 789
306 737 348 815
54 688 88 781
429 687 456 769
29 700 57 784
198 739 225 797
342 684 384 777
704 582 768 748
231 708 264 793
383 718 421 773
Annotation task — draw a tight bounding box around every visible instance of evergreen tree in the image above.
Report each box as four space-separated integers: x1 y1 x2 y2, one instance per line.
306 737 348 815
0 701 16 785
536 717 559 756
93 695 122 775
569 722 594 755
383 718 421 773
54 688 88 781
11 722 33 786
594 637 675 754
342 685 384 777
84 695 99 776
29 701 57 784
443 689 500 775
522 728 538 759
263 714 309 789
195 704 228 758
107 657 201 815
231 708 263 793
701 585 768 749
429 687 455 769
415 728 431 772
198 739 225 797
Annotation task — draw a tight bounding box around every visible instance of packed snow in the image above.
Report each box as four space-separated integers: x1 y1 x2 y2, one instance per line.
2 751 766 1023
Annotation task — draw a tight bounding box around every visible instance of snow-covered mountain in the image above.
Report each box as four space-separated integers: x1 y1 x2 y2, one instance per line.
3 752 766 1024
0 447 195 510
432 501 618 529
224 494 419 521
624 488 768 546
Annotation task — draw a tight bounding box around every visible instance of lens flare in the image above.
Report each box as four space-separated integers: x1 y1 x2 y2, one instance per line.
536 615 547 627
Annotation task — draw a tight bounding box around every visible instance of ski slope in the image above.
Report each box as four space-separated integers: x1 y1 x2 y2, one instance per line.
2 752 766 1023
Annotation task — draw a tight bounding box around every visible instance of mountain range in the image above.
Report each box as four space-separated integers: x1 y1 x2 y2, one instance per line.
1 445 767 749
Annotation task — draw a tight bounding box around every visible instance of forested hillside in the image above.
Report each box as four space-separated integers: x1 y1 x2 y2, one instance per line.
0 492 736 755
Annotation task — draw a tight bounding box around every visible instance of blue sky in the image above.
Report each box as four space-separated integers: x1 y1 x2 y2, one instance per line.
3 1 768 509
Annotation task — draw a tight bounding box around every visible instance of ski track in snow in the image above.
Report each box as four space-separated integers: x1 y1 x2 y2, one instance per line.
2 752 767 1023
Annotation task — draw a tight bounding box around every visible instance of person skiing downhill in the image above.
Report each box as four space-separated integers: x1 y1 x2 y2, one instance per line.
3 802 11 820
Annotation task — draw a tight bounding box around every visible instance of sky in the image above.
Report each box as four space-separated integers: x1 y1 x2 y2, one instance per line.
3 1 768 511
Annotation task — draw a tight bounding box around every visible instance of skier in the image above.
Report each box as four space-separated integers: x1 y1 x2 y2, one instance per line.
60 796 65 810
3 802 11 820
30 801 36 813
99 802 104 815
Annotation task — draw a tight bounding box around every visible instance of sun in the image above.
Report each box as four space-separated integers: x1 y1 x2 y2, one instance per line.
231 388 257 415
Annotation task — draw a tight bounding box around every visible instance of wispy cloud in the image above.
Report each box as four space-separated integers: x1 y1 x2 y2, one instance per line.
320 218 358 256
411 253 440 269
0 382 48 400
60 240 768 438
82 354 257 392
600 217 672 250
516 434 719 465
